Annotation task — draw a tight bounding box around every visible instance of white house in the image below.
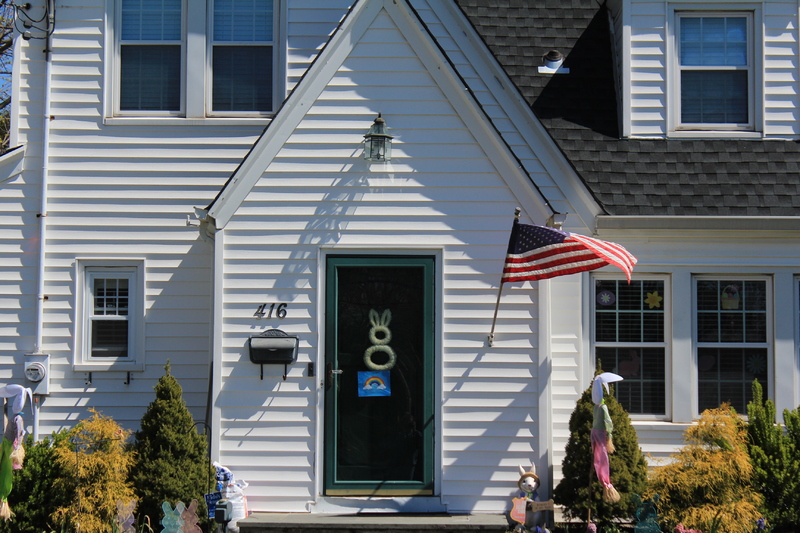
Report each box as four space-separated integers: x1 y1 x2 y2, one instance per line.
1 0 799 518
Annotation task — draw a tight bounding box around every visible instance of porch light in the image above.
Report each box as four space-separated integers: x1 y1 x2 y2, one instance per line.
363 113 393 161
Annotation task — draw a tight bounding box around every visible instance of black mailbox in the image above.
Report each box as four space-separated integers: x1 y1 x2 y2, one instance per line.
249 329 299 365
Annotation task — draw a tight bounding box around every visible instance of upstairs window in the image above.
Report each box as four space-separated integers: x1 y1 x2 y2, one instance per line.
674 12 755 132
115 0 278 117
120 0 182 112
212 0 274 112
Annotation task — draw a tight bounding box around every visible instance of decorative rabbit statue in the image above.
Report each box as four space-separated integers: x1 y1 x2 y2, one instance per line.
364 309 396 371
509 461 552 533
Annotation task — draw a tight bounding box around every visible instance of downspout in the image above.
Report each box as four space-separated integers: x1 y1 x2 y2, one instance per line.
31 0 55 442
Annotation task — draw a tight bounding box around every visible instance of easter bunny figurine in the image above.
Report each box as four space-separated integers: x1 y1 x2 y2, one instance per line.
509 461 553 533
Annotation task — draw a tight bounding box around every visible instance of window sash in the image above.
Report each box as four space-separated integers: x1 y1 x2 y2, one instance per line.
593 278 668 416
694 277 771 413
675 12 754 130
86 271 135 360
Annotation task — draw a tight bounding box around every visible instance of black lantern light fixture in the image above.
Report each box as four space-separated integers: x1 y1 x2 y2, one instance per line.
363 113 393 161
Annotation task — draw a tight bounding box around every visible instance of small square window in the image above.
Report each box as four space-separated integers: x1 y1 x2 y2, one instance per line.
75 261 144 370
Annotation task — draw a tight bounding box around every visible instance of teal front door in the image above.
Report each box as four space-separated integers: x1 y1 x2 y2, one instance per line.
324 256 435 496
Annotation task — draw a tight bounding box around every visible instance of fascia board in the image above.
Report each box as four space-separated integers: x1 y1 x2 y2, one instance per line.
390 0 553 224
206 0 382 229
596 215 800 235
438 2 604 232
0 145 26 184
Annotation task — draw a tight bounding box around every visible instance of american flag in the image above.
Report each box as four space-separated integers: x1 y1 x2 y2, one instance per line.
502 223 637 283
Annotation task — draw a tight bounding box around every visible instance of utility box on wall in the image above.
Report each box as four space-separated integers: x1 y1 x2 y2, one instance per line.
249 330 298 365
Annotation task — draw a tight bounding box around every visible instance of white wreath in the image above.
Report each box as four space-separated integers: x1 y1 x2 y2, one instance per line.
364 344 397 371
364 309 396 370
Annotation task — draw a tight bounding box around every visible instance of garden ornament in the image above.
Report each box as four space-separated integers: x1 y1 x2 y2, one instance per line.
509 461 553 533
591 373 621 504
0 384 32 519
631 494 661 533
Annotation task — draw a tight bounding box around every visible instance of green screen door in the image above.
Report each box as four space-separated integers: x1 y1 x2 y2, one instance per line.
324 256 435 495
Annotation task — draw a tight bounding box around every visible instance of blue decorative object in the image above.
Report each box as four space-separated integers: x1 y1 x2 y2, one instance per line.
358 371 391 397
631 494 661 533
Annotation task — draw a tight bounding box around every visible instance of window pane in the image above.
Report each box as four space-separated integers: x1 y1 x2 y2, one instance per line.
594 279 664 343
212 46 272 111
214 0 273 41
597 347 666 415
681 70 748 124
697 347 768 412
93 278 129 316
121 0 182 41
680 17 748 67
91 320 129 357
121 45 181 111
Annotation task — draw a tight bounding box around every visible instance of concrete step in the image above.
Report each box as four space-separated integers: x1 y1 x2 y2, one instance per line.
238 513 510 533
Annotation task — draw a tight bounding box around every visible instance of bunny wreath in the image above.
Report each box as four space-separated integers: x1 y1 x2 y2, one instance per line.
364 309 397 371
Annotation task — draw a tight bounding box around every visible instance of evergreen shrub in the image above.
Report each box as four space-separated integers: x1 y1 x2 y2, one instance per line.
746 379 800 532
553 382 648 527
0 430 71 533
51 409 137 533
129 362 214 528
646 406 762 533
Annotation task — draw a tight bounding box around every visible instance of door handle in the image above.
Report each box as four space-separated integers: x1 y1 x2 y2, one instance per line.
326 362 343 389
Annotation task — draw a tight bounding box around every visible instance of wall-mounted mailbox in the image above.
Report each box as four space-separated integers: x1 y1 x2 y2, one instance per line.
249 329 298 365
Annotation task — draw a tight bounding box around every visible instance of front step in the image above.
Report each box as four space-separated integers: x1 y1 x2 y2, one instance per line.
238 513 510 533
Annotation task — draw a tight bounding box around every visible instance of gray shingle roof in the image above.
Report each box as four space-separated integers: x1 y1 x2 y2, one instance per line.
455 0 800 216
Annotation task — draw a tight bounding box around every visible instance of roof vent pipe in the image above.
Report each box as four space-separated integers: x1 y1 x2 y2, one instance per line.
539 50 569 74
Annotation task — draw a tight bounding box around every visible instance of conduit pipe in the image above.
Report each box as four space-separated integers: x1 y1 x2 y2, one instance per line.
31 0 55 442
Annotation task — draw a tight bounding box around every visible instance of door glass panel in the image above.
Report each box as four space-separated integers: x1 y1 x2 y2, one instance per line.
326 257 434 494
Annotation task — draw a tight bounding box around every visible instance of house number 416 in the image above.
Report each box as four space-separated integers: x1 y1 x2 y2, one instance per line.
254 303 288 319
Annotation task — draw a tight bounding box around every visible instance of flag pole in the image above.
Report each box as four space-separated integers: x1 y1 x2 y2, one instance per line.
488 207 521 347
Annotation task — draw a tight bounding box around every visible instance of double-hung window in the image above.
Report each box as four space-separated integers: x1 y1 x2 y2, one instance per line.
673 11 755 131
75 261 145 370
115 0 277 117
593 277 668 416
695 277 770 413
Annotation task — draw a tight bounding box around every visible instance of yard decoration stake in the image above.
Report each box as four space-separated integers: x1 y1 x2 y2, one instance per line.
510 460 553 533
0 384 32 520
591 373 622 504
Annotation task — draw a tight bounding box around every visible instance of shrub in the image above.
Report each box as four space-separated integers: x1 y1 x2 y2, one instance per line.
746 379 800 532
0 430 71 533
51 409 137 533
646 406 762 533
553 380 648 527
129 362 214 528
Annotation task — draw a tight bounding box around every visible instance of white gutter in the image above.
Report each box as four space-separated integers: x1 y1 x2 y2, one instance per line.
30 1 55 442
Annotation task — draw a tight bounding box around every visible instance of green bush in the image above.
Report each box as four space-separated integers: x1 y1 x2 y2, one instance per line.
553 381 648 527
129 362 214 528
747 380 800 532
646 406 762 533
52 409 137 533
0 430 71 533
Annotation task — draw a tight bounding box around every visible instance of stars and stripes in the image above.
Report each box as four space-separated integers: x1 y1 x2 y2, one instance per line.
502 222 637 283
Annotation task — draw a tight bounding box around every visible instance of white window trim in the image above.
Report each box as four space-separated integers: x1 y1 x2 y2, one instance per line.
591 273 672 421
106 0 284 120
692 274 773 418
666 4 763 136
74 259 145 371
